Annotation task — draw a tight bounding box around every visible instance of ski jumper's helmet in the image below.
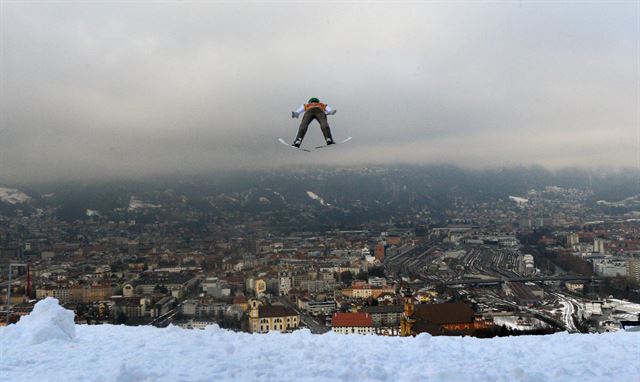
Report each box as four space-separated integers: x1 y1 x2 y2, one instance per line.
308 97 320 103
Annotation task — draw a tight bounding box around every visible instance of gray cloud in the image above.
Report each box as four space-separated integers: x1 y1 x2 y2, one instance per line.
0 1 637 183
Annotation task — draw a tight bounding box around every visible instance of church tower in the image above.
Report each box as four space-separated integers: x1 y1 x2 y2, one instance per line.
400 287 416 336
248 298 262 332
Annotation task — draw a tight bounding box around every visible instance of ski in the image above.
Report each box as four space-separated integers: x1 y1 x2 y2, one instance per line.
277 137 310 152
314 137 352 150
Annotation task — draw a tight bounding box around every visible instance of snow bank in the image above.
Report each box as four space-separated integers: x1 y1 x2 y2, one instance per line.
1 299 638 382
3 298 75 345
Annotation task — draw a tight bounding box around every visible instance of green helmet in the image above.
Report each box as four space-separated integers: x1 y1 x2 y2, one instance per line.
308 97 320 103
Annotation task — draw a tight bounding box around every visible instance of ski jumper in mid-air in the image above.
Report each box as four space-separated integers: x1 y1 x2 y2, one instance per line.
291 98 336 147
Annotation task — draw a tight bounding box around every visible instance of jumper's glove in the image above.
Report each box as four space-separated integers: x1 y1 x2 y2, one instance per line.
327 110 337 115
292 111 300 119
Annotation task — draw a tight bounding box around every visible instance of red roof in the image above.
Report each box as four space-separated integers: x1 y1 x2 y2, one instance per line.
332 312 373 327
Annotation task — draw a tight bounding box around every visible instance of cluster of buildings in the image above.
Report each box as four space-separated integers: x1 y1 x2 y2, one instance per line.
562 227 640 283
1 183 639 336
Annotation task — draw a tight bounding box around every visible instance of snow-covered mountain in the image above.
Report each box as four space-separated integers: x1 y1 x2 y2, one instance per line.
0 187 31 204
508 195 529 205
597 194 640 207
306 190 331 207
85 209 100 217
1 298 638 382
127 196 161 211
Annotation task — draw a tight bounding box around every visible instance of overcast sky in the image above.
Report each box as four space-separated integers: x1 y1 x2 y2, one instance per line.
0 1 638 183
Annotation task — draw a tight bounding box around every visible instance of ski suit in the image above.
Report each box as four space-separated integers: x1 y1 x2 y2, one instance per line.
293 102 335 145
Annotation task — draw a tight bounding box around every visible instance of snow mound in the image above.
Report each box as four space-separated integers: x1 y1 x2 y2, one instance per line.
6 297 75 345
0 302 639 381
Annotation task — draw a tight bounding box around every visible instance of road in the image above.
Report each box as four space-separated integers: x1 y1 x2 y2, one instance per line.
274 296 329 334
150 299 190 327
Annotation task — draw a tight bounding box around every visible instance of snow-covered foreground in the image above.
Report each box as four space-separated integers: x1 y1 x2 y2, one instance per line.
1 299 639 382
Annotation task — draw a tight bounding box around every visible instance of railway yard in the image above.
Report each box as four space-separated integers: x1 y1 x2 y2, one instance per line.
384 235 639 333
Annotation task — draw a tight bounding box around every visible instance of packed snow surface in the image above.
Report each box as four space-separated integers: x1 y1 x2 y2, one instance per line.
1 299 639 382
0 187 31 204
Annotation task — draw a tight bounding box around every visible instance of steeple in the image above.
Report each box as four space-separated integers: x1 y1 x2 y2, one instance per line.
400 287 416 336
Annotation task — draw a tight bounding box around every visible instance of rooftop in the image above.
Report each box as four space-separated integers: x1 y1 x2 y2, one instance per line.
258 305 297 318
414 302 475 324
332 312 373 327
